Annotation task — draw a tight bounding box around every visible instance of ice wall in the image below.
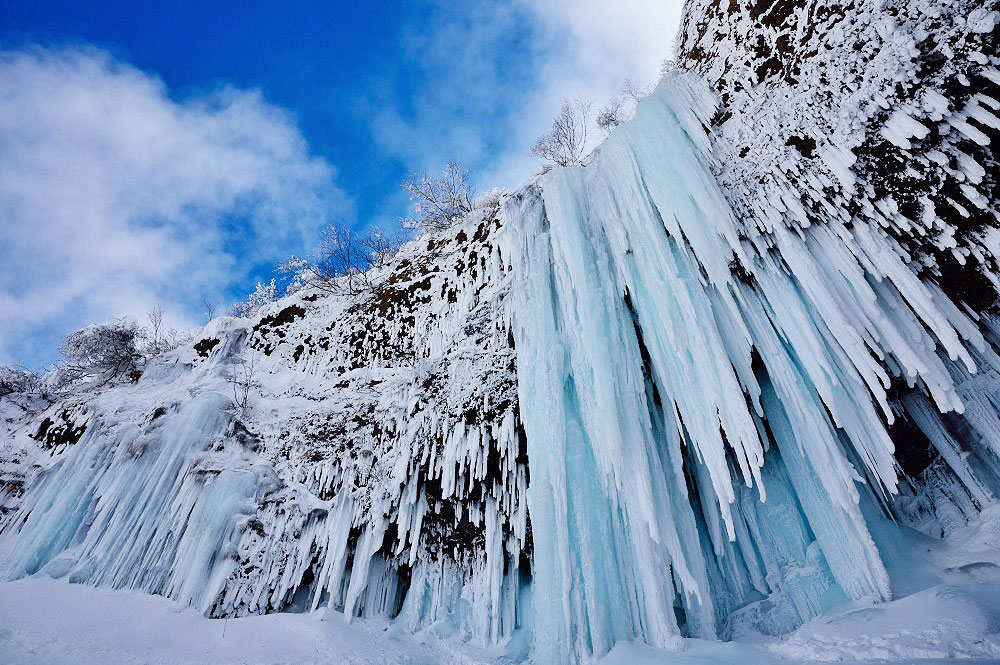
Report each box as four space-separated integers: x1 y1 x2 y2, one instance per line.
0 200 528 648
502 72 1000 663
1 389 260 614
2 58 1000 665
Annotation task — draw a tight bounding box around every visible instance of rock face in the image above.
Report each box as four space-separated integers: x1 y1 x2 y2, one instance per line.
677 0 1000 309
1 205 528 641
2 1 1000 664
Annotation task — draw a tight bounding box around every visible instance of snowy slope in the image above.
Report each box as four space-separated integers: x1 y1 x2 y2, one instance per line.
0 206 527 642
2 1 1000 664
1 572 998 665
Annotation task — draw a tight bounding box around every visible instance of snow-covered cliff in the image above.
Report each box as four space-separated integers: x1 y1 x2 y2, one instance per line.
2 1 1000 663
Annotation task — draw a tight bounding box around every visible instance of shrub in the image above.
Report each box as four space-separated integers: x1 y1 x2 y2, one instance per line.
57 318 145 387
401 161 475 233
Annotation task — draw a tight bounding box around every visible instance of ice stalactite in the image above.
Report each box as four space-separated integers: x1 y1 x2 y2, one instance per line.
1 193 528 645
2 391 260 614
502 72 1000 663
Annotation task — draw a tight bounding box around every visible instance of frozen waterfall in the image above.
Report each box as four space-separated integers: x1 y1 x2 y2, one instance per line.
502 73 1000 663
2 72 1000 665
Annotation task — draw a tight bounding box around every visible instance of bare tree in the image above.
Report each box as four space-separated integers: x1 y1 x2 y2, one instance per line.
229 352 259 413
596 96 627 134
315 223 373 294
401 161 475 233
530 98 593 167
597 79 651 135
202 297 217 322
358 227 406 269
147 303 164 353
280 223 405 296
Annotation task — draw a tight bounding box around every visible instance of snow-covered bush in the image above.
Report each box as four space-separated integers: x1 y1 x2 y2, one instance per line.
401 162 474 233
530 98 592 167
280 223 406 296
230 279 280 317
596 79 650 135
57 319 145 387
0 367 41 398
473 187 505 213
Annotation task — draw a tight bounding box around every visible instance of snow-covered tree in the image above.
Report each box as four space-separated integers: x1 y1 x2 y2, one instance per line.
57 319 145 387
280 223 406 296
530 98 593 167
401 162 475 233
230 279 280 317
0 366 40 398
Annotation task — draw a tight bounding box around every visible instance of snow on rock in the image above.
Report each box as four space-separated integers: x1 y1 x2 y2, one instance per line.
1 0 1000 663
0 202 526 646
677 0 1000 314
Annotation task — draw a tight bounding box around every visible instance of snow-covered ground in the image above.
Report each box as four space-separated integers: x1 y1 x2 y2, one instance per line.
0 576 500 665
2 575 998 665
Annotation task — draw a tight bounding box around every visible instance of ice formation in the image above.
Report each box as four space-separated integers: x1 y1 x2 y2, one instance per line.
502 69 1000 662
1 1 999 664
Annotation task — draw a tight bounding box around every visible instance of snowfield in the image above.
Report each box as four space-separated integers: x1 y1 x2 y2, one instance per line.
1 575 998 664
0 576 497 665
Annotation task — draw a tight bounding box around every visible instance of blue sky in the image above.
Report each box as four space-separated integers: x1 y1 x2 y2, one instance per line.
0 0 682 369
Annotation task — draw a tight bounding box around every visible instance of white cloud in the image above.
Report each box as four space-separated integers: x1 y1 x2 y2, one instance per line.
484 0 684 186
0 46 348 367
0 4 686 367
367 0 684 192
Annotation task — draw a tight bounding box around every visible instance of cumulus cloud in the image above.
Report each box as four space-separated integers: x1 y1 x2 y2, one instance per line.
0 46 347 367
367 0 684 191
486 0 684 184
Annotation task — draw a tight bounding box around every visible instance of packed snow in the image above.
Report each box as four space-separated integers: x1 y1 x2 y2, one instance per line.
1 573 998 664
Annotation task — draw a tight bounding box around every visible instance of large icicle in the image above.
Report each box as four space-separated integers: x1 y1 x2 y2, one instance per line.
502 72 999 662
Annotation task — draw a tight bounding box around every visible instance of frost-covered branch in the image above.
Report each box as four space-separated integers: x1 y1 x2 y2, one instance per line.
530 98 593 167
401 161 475 233
280 223 406 296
